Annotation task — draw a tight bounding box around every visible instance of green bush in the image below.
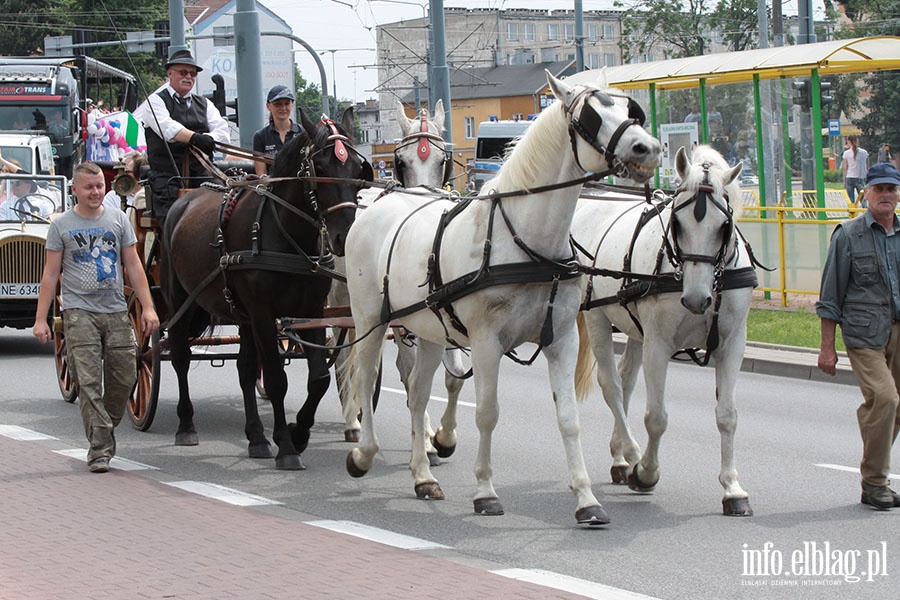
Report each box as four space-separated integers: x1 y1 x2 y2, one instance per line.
823 168 842 183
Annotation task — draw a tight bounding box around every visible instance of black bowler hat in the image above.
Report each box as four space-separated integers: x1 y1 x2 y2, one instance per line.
165 49 203 72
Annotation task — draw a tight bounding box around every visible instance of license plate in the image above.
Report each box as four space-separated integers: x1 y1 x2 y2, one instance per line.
0 283 40 299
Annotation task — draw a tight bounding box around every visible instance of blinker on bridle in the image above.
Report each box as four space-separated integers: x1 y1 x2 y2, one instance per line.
566 88 646 174
669 162 735 270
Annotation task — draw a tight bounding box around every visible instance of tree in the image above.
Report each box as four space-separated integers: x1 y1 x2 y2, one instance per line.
615 0 764 61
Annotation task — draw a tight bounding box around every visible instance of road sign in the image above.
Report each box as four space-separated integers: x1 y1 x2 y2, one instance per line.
828 119 841 136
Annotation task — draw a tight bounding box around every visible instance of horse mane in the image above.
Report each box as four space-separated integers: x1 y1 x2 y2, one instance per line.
490 99 569 192
683 144 743 221
270 131 310 178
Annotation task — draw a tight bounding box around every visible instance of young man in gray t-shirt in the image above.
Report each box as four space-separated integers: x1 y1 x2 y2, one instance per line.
32 162 159 473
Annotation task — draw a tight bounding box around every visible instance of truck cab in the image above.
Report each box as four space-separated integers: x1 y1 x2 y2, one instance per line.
469 120 532 192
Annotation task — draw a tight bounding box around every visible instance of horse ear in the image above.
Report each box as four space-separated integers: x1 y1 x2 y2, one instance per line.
396 101 412 137
725 162 742 185
675 146 690 180
594 67 608 91
340 106 355 141
433 99 445 133
546 70 572 104
299 107 317 137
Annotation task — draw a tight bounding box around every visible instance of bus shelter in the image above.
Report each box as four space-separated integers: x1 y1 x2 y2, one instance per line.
567 36 900 210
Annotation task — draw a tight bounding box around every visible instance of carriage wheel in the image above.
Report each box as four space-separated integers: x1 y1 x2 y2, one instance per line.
52 298 78 403
127 291 161 431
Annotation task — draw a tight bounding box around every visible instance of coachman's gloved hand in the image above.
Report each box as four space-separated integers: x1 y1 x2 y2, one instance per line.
190 132 216 154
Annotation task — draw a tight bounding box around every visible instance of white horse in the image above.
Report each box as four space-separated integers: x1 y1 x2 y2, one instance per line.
331 99 464 465
572 144 756 516
343 71 660 525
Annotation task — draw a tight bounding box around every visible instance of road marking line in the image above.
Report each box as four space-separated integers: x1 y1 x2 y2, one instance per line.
0 424 57 441
816 463 898 478
381 385 476 408
306 519 450 550
164 481 282 506
53 448 159 471
492 568 661 600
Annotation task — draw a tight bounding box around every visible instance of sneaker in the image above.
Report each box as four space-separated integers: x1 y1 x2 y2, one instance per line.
860 482 896 510
88 458 109 473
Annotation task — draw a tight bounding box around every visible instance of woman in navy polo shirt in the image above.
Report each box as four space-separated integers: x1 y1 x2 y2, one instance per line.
252 85 303 176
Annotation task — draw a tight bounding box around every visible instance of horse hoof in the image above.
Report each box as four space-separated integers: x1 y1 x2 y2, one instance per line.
610 465 628 485
344 429 359 443
175 431 199 446
288 423 310 455
723 497 753 517
275 454 306 471
427 452 441 467
473 497 504 516
415 482 445 500
432 437 456 458
346 452 368 478
248 442 275 459
576 504 611 526
627 465 657 493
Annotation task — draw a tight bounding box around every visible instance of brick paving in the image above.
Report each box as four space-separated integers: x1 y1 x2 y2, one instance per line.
0 434 592 600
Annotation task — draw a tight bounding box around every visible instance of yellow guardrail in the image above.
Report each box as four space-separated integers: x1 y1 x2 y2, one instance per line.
737 187 867 307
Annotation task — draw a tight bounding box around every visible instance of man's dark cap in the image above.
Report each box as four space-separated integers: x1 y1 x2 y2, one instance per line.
166 50 203 72
867 163 900 186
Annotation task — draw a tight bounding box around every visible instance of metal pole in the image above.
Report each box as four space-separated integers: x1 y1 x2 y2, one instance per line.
168 0 186 54
233 0 264 147
429 0 452 153
575 0 584 72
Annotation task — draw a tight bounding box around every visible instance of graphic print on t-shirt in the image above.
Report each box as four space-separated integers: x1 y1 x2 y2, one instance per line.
70 227 119 289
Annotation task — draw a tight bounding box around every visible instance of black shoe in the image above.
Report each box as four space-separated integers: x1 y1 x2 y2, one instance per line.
860 483 898 509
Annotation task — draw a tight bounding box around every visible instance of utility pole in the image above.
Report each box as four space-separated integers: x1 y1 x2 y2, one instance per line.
429 0 452 154
575 0 584 72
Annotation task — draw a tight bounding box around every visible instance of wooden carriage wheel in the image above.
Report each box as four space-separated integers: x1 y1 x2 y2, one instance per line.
127 288 161 431
52 296 78 403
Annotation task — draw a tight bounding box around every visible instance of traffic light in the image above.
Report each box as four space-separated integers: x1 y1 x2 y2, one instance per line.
820 81 834 107
203 74 226 116
792 79 811 112
225 97 239 126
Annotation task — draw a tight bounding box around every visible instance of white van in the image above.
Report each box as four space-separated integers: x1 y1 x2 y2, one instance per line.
469 120 532 192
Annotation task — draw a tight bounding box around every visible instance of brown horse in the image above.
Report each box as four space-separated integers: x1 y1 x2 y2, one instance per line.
159 107 372 469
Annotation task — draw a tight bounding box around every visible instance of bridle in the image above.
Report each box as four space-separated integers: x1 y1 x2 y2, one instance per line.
393 108 452 187
566 87 647 176
666 162 736 283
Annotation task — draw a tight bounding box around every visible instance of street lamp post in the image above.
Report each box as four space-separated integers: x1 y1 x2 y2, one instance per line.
318 48 372 116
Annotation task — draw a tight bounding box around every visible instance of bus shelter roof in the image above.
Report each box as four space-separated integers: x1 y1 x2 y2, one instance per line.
567 36 900 91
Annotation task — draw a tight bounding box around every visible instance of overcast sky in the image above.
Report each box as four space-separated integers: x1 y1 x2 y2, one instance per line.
263 0 830 106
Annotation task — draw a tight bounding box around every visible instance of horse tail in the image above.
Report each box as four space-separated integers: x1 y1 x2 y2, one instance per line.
574 312 597 403
337 329 359 429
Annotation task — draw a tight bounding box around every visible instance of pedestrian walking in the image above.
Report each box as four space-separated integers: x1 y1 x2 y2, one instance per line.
816 162 900 510
842 135 869 205
32 162 159 473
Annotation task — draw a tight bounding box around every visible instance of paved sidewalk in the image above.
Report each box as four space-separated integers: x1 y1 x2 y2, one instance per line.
0 433 597 600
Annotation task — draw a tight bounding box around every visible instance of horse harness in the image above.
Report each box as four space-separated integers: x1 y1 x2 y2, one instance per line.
576 163 764 365
164 119 362 328
393 108 453 189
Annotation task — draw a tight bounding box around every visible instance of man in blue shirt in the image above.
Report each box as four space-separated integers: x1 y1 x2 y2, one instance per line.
817 162 900 510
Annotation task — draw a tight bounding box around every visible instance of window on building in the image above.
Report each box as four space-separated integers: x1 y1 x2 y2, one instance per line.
213 25 234 47
465 116 475 139
604 53 616 67
587 53 600 69
523 22 535 41
586 23 599 42
548 23 559 41
507 22 518 41
602 23 614 41
564 23 575 41
643 52 654 63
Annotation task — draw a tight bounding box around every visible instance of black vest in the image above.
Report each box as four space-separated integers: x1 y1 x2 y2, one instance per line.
145 91 210 179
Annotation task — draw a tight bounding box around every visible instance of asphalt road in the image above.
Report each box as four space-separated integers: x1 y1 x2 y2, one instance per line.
1 327 896 600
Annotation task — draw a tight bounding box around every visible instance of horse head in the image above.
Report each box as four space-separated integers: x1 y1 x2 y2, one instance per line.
672 145 743 314
271 107 372 256
393 99 450 188
548 70 660 183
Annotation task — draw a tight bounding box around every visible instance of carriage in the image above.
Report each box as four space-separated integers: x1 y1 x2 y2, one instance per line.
50 71 759 525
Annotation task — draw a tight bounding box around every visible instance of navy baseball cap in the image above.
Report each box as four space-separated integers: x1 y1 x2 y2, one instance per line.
867 162 900 186
267 85 294 103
